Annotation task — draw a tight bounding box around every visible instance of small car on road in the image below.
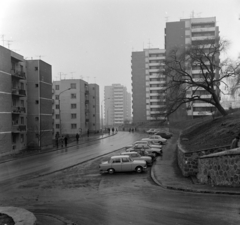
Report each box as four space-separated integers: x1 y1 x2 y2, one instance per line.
142 135 167 145
120 151 153 166
99 155 147 174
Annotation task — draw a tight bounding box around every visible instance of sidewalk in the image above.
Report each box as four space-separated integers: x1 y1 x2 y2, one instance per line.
151 134 240 195
0 133 111 164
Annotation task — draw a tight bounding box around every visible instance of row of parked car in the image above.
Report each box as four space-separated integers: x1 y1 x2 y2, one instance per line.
99 131 172 174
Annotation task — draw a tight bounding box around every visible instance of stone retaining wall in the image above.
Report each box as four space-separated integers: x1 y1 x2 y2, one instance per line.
197 148 240 186
177 141 230 177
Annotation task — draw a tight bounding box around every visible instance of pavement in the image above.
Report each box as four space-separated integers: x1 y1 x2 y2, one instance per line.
1 131 240 224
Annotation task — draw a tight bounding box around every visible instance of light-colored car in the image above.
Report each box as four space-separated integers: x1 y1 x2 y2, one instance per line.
146 128 157 134
121 151 153 166
142 135 167 145
128 140 162 149
99 155 147 174
126 144 162 157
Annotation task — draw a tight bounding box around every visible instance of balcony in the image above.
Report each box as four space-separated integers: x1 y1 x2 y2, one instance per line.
11 70 26 80
12 106 26 114
12 125 27 133
85 90 89 95
85 100 89 104
12 89 26 97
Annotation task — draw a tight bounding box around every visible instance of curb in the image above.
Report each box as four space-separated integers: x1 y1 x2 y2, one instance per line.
0 133 116 164
150 161 240 196
34 213 77 225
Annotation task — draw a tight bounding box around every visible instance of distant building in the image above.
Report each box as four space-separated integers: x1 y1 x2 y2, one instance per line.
104 84 131 126
165 17 220 121
131 48 166 123
52 79 100 137
0 45 53 156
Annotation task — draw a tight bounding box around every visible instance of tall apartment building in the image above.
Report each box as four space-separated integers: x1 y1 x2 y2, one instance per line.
104 84 131 126
165 17 220 120
52 79 100 137
0 45 52 156
131 48 166 123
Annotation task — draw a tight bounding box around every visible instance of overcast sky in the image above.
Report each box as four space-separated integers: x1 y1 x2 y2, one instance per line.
0 0 240 101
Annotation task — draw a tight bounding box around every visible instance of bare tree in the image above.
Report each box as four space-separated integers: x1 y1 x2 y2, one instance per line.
165 39 240 117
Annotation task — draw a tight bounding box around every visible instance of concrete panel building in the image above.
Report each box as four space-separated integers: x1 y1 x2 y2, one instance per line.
165 17 220 121
104 84 131 126
26 60 53 150
131 48 166 123
52 79 100 137
0 45 53 156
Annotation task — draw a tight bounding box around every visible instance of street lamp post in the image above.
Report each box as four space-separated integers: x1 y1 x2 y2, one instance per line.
59 88 71 136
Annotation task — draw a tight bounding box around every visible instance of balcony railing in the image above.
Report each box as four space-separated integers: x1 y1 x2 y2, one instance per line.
12 89 26 97
12 125 27 133
11 70 26 80
12 106 26 114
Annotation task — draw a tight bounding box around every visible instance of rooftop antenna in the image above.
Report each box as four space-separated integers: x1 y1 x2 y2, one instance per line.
36 55 44 60
59 72 66 80
70 71 75 79
191 11 195 18
6 40 13 49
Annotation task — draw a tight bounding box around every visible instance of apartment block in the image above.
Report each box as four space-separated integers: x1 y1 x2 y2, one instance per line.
131 48 166 123
52 79 100 137
165 17 220 120
0 45 52 156
26 60 53 149
104 84 131 126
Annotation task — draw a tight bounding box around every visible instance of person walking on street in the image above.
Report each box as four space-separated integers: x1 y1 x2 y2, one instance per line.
231 135 240 149
87 129 90 137
60 136 64 148
76 133 79 144
64 135 68 147
112 127 114 134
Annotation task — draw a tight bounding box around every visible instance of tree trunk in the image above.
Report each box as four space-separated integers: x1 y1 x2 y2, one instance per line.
215 101 228 116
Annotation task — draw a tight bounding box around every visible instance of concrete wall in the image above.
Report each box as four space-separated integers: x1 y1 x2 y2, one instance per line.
198 148 240 186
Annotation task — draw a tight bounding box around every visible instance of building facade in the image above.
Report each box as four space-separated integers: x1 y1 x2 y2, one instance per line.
52 79 100 137
0 45 52 156
131 48 166 123
165 17 220 120
104 84 131 126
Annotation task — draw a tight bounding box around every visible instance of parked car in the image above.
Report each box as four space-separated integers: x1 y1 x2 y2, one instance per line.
154 131 172 139
146 128 157 134
126 144 162 157
142 135 167 145
120 151 153 166
99 155 147 174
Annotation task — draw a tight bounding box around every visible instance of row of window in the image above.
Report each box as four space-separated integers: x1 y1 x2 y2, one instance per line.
55 123 96 129
55 84 96 90
55 104 95 109
54 114 95 119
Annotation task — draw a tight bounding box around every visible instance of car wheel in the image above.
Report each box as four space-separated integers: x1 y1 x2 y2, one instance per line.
136 166 143 173
108 168 115 174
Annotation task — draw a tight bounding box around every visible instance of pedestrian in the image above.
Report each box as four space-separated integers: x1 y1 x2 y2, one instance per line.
76 133 79 144
64 135 68 147
55 132 59 148
60 136 64 148
231 135 240 149
108 128 111 135
87 129 90 137
112 127 114 134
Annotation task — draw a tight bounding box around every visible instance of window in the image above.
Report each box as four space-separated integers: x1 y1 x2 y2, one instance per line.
122 157 130 163
21 117 24 124
93 123 95 126
55 85 59 90
71 93 76 99
71 104 77 109
71 114 76 119
55 95 59 100
35 84 38 88
56 114 59 119
35 100 39 104
20 100 24 106
56 104 59 109
56 124 60 129
35 67 38 71
71 83 76 89
93 114 95 117
35 117 39 121
93 105 95 108
71 124 77 129
112 158 121 163
21 134 24 143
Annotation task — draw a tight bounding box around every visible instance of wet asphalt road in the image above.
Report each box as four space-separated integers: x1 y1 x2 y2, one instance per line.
0 131 240 225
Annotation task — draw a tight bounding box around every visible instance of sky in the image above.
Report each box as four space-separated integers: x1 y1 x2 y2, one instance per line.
0 0 240 102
